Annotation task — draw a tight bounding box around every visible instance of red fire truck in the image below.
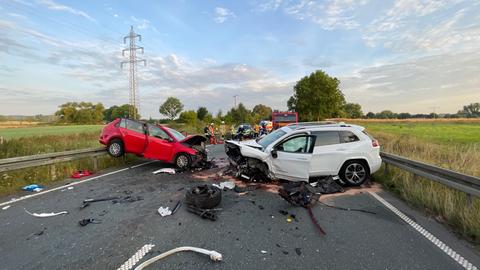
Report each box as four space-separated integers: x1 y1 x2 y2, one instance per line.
271 111 298 129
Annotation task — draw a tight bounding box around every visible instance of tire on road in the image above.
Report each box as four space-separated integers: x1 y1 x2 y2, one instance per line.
175 153 192 169
107 139 124 158
185 185 222 209
339 160 370 186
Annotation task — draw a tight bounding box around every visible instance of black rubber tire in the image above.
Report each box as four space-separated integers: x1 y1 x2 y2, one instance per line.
174 153 192 169
186 185 222 209
339 160 370 186
107 139 124 158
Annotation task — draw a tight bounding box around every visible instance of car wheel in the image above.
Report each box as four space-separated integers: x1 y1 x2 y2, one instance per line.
339 160 369 186
107 139 124 158
175 153 191 169
186 185 222 209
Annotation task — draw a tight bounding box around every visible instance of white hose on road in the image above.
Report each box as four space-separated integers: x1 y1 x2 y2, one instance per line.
133 246 222 270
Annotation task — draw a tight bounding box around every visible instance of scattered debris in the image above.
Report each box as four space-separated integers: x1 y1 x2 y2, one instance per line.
186 205 218 221
71 170 92 179
78 218 101 226
282 250 289 255
26 227 46 240
152 168 176 175
81 197 120 209
295 248 302 256
112 195 144 204
2 205 11 210
132 246 222 269
67 186 74 190
234 184 261 193
260 250 268 254
158 207 172 217
22 184 44 192
212 181 235 190
171 201 182 215
24 209 68 218
311 176 344 194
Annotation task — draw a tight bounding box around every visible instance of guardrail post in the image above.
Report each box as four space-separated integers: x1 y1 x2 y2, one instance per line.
384 163 389 175
50 164 56 180
466 194 473 208
92 156 98 171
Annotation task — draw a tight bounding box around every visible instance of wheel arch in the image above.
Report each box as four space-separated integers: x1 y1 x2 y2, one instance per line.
336 157 371 175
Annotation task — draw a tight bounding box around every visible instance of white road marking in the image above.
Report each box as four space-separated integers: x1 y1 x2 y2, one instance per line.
117 244 155 270
369 191 478 270
0 161 155 207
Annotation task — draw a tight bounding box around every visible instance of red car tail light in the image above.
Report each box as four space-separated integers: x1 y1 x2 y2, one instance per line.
372 139 380 147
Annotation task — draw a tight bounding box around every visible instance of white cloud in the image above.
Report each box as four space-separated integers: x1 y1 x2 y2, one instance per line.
259 0 368 30
37 0 95 22
340 51 480 113
214 7 236 23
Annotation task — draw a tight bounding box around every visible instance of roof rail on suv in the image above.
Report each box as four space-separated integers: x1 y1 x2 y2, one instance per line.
286 121 353 130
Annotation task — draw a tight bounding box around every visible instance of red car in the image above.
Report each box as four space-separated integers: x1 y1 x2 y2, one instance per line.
99 118 207 169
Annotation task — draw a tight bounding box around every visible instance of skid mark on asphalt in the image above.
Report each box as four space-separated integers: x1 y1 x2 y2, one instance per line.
369 191 478 270
117 244 155 270
0 161 155 207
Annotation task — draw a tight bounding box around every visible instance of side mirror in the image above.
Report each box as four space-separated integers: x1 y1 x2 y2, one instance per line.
271 149 278 158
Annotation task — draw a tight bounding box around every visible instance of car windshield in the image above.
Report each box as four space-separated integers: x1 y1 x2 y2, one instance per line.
166 127 186 141
257 128 287 149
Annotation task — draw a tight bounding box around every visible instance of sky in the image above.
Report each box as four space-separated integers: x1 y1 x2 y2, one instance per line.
0 0 479 118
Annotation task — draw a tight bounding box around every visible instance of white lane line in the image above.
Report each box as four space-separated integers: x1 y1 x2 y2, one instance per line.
0 161 156 207
369 191 478 270
117 244 155 270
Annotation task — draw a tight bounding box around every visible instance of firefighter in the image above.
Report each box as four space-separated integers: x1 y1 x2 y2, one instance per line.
208 123 217 144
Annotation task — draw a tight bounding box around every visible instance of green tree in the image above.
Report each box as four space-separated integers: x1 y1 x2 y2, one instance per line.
179 110 197 126
343 103 363 119
55 102 104 124
226 103 252 124
376 110 396 119
252 104 272 122
159 97 184 120
196 107 209 121
104 104 139 122
459 102 480 118
287 70 346 121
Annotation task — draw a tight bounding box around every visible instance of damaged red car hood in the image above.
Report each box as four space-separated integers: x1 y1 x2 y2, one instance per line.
180 135 207 145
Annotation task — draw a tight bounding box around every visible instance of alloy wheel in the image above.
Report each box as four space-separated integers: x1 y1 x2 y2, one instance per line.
345 163 366 184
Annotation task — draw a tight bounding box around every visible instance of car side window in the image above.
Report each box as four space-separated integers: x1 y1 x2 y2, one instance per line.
126 119 144 134
340 131 359 143
312 131 340 146
276 136 311 153
147 124 170 140
118 119 126 128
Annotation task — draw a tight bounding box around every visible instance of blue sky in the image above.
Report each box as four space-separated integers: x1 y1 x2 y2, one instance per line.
0 0 479 117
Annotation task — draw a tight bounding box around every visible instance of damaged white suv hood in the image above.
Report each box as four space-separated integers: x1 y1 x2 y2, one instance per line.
225 139 268 161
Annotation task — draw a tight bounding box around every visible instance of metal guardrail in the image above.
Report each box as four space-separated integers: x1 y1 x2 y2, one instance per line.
0 147 107 173
381 152 480 201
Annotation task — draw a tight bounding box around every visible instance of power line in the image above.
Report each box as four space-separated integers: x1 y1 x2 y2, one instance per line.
121 26 146 120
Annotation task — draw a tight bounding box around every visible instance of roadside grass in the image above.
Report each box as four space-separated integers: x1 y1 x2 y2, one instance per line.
0 125 103 139
368 126 480 242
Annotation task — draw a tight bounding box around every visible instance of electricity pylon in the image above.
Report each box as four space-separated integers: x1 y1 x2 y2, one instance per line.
121 26 146 119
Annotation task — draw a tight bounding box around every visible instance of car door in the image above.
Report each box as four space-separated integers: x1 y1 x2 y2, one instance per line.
269 134 316 182
143 124 175 162
119 119 147 154
309 131 344 176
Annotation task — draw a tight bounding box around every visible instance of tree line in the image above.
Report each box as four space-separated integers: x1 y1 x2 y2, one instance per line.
39 69 479 125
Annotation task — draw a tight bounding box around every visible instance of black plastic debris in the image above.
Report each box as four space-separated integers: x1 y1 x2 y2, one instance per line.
78 218 101 227
311 176 345 194
295 248 302 256
26 227 46 240
81 197 120 209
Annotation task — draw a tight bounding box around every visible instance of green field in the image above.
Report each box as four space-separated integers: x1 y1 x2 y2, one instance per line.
0 125 103 139
359 122 480 145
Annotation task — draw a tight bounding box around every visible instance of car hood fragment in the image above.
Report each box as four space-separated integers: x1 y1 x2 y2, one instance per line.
180 135 207 145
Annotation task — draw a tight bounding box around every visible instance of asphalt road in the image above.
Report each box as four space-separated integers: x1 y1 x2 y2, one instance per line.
0 145 479 270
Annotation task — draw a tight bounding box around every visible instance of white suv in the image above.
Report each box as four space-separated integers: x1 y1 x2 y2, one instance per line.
225 122 381 185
